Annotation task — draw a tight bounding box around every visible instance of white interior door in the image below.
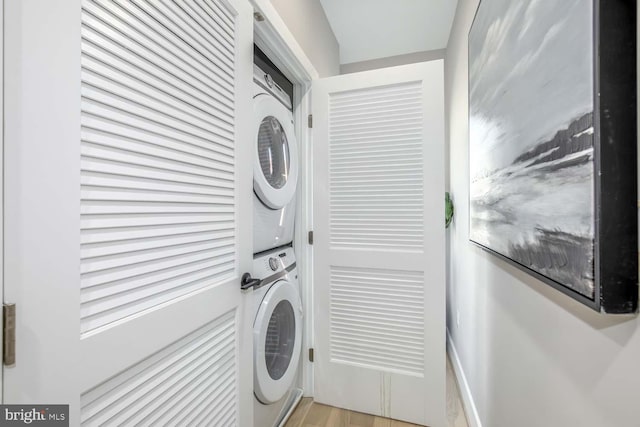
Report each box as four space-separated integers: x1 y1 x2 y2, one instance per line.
4 0 254 425
312 62 446 427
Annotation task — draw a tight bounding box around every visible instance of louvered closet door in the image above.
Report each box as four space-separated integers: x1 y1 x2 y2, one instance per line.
4 0 254 424
313 62 446 427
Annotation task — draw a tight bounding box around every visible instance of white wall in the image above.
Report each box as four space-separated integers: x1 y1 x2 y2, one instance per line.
269 0 339 77
445 1 640 426
340 49 446 75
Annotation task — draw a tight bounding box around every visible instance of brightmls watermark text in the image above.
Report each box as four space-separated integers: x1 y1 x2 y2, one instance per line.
0 405 68 426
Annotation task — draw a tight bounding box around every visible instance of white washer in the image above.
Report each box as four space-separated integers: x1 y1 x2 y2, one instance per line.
252 247 303 427
253 65 298 254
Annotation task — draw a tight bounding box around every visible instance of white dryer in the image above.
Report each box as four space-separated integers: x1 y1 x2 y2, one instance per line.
253 65 298 254
252 247 303 427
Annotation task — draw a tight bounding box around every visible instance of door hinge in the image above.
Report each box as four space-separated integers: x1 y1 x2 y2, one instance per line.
308 348 314 362
308 114 313 128
308 231 314 245
3 303 16 367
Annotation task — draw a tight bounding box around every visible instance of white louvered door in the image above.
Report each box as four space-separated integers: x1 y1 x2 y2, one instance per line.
4 0 254 425
313 62 446 427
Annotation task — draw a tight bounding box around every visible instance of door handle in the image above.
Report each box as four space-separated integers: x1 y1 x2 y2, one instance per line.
241 273 261 291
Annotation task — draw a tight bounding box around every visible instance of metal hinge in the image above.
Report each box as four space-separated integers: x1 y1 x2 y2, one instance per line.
308 114 313 128
308 231 314 245
308 348 314 362
3 303 16 367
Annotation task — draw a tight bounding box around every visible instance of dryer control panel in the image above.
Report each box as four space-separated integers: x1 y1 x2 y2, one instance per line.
253 64 293 111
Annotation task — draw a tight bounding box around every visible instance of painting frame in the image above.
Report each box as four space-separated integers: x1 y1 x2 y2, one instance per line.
468 0 638 313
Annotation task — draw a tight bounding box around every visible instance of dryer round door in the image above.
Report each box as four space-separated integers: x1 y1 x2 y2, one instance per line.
253 279 302 404
253 94 298 209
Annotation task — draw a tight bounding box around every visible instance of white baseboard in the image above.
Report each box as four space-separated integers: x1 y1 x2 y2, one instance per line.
446 329 482 427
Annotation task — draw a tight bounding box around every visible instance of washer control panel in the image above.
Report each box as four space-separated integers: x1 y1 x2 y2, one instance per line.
252 247 296 280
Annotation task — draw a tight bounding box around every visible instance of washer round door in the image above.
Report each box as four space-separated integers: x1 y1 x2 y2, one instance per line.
253 94 298 209
253 279 302 404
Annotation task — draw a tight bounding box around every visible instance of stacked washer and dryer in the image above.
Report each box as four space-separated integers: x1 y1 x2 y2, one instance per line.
250 60 304 427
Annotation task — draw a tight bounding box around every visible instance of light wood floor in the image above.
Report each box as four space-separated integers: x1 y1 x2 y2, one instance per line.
284 355 469 427
284 398 423 427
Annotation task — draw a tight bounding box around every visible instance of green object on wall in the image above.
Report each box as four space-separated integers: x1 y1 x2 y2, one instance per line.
445 192 454 228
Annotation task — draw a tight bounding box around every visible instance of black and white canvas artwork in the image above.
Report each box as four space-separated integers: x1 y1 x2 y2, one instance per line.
469 0 638 312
